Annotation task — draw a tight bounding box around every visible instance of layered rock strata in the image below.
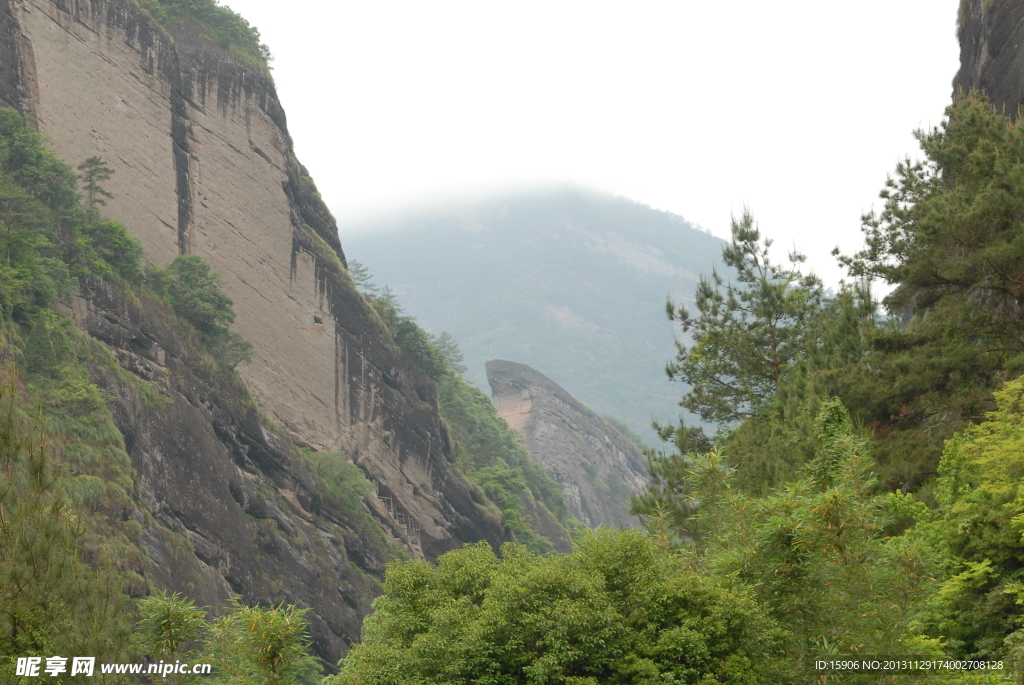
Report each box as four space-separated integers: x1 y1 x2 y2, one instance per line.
487 359 648 529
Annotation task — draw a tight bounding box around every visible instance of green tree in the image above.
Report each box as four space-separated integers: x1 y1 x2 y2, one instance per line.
329 529 787 685
667 209 824 427
207 600 317 685
394 318 446 382
347 259 380 299
431 331 467 377
0 173 67 322
165 254 252 368
0 109 78 211
634 401 943 678
79 219 146 283
836 92 1024 485
167 254 235 336
135 590 208 684
929 373 1024 661
134 592 319 685
77 156 114 208
713 283 879 493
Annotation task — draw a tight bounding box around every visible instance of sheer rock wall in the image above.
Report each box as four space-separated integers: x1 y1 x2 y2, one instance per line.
0 0 507 662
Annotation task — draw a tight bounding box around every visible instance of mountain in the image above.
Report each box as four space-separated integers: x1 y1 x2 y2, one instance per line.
340 187 726 441
487 360 648 529
0 0 573 667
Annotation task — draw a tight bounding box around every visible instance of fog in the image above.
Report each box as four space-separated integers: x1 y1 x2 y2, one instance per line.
225 0 960 288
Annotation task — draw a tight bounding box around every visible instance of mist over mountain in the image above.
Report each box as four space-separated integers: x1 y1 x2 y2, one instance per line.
340 186 726 440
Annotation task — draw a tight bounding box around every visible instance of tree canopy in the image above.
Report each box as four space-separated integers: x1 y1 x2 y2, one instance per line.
329 530 787 685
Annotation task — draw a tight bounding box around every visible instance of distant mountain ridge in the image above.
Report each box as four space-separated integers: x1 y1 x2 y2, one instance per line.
340 186 726 440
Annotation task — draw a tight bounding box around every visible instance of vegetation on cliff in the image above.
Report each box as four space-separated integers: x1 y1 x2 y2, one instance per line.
351 265 577 552
0 109 152 678
0 107 338 678
155 254 253 368
134 0 272 73
0 369 135 677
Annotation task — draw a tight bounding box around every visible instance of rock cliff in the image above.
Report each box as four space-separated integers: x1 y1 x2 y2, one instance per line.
955 0 1024 117
70 275 390 668
487 360 648 529
0 0 513 665
0 0 507 557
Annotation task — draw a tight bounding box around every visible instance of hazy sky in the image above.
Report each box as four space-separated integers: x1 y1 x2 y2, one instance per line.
226 0 961 289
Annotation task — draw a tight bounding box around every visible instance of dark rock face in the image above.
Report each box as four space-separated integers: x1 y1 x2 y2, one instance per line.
71 277 384 668
487 360 648 529
955 0 1024 117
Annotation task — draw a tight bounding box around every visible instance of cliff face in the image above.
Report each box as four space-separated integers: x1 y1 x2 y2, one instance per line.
0 0 510 663
955 0 1024 117
70 275 388 667
0 0 505 558
487 360 648 529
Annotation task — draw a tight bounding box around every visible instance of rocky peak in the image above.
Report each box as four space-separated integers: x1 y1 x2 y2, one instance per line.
487 360 648 529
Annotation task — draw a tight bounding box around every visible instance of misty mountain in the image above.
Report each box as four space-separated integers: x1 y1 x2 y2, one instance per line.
340 186 726 440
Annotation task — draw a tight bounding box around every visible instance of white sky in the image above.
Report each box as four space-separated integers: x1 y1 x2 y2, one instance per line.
226 0 961 289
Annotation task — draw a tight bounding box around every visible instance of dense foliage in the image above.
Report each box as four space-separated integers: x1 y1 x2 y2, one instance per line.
931 374 1024 661
830 94 1024 485
134 591 320 684
328 530 787 685
157 253 254 368
0 369 134 680
624 93 1024 679
635 402 943 676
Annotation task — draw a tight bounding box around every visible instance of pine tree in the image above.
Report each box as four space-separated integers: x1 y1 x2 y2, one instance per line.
666 209 824 427
835 93 1024 485
346 259 380 299
77 156 114 208
431 332 467 376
